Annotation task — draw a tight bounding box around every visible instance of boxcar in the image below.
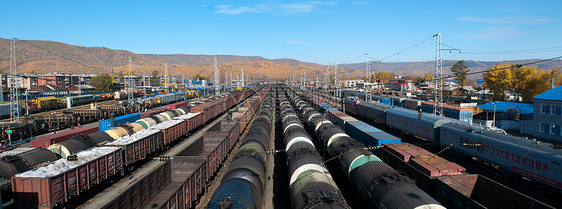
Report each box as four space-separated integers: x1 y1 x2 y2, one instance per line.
12 147 123 209
31 126 99 149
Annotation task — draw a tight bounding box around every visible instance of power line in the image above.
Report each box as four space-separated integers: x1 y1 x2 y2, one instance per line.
378 35 435 62
438 55 562 80
463 46 562 55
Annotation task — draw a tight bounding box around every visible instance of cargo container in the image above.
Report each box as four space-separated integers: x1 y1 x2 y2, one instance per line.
12 147 123 209
31 127 99 148
99 114 141 132
326 110 358 128
344 120 400 146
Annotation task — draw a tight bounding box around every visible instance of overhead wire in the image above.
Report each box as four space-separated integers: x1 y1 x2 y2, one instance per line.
438 55 562 81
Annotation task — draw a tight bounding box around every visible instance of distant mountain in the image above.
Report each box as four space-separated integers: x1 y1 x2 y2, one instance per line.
339 59 562 78
0 38 358 79
1 38 559 80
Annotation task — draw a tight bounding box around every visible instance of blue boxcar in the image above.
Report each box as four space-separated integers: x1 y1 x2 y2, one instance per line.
99 113 141 132
344 120 401 146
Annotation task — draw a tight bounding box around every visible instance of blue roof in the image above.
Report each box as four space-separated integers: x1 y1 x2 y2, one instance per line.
477 101 533 115
533 85 562 101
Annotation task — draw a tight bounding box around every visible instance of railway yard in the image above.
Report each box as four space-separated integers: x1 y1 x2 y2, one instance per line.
0 84 561 209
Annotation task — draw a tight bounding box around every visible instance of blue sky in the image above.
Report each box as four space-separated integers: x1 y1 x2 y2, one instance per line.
2 0 561 65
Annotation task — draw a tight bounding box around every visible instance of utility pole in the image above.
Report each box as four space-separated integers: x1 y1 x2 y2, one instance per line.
433 34 459 116
164 63 169 90
214 54 219 95
334 62 338 97
433 34 442 116
241 66 245 87
128 57 134 103
10 38 20 123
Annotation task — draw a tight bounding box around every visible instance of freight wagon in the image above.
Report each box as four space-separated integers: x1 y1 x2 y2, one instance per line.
379 142 553 209
12 147 123 209
6 87 262 209
29 97 60 113
66 95 95 108
31 126 99 149
99 114 141 132
320 91 562 197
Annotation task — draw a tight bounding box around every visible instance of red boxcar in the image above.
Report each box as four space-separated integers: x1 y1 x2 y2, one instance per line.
165 101 190 110
379 142 466 196
140 109 165 118
31 126 99 149
12 147 123 209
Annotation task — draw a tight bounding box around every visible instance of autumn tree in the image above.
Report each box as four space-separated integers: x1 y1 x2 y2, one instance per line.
423 73 434 83
89 74 114 91
483 63 514 101
451 60 470 86
151 70 160 86
414 76 424 84
193 73 210 82
328 74 335 84
484 63 562 103
468 78 478 88
116 71 124 83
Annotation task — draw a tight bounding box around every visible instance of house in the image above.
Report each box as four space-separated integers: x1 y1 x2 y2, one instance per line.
37 72 79 89
340 80 364 88
522 85 562 142
28 85 68 96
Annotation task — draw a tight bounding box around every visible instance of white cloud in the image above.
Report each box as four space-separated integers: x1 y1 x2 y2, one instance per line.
286 40 319 45
457 16 554 24
465 27 520 41
215 1 337 15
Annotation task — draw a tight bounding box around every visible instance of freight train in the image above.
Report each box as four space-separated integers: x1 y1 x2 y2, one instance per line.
207 94 274 209
333 97 562 194
316 98 554 208
6 88 259 209
342 90 474 123
286 88 445 209
279 88 351 209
